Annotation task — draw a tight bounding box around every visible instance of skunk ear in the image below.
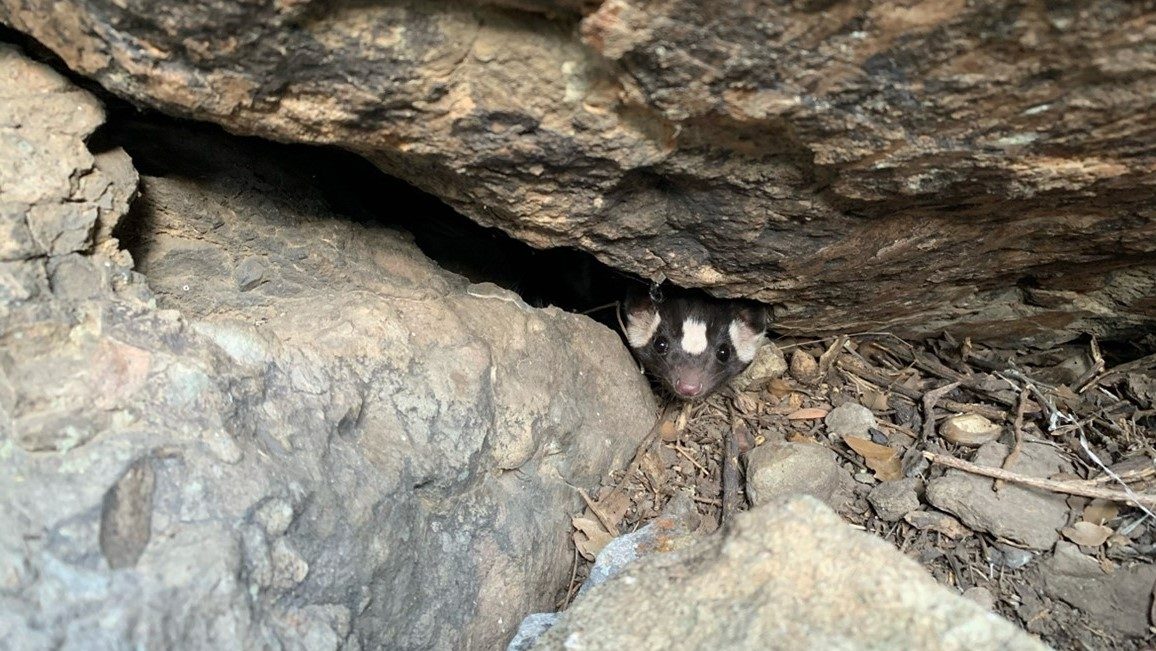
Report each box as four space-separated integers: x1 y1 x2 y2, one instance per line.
734 303 769 332
728 303 769 364
622 290 661 349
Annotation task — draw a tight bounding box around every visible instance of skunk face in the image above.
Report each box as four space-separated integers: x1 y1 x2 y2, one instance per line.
624 289 766 400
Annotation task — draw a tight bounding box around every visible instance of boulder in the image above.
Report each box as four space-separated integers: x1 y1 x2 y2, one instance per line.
0 46 656 650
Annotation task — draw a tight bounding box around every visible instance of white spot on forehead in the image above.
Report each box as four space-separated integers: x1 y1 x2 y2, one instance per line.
729 319 766 363
680 318 708 355
625 309 662 349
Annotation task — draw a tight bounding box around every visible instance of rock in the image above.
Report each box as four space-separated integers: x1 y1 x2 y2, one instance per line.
584 492 700 592
824 402 877 441
940 413 1003 447
868 478 923 522
510 493 702 649
507 613 560 651
962 586 997 612
987 544 1036 571
0 49 657 651
5 1 1155 346
926 441 1072 549
531 496 1049 650
731 342 786 391
1042 542 1156 638
903 510 971 540
788 350 820 385
745 440 851 511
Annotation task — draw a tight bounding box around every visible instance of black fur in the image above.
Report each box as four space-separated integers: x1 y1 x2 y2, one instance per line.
623 285 767 400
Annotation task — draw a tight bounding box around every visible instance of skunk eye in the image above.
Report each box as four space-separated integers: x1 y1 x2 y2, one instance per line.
654 336 670 355
716 344 731 362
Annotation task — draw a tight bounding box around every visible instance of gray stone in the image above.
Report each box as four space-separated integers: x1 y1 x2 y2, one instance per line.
824 402 877 441
507 613 559 651
926 441 1072 549
988 544 1036 571
745 440 851 511
0 49 657 651
1041 541 1156 638
868 477 923 522
234 256 266 291
531 496 1050 651
962 586 997 612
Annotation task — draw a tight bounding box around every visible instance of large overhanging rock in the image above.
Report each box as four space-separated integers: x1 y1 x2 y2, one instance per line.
0 45 656 650
1 3 1154 342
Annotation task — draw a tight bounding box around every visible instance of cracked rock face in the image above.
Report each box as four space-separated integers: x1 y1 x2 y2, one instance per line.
2 0 1153 345
0 45 656 650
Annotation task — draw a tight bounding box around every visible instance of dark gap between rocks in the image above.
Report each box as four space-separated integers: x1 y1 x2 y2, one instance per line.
89 109 638 329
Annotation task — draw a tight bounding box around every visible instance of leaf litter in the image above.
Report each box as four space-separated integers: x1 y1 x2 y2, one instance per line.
564 332 1156 650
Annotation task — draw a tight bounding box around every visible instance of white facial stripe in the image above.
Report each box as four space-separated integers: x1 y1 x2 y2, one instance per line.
625 310 662 348
729 319 765 363
680 318 708 355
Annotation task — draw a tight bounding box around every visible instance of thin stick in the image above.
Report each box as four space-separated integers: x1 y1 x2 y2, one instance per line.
921 382 961 441
576 487 620 537
1078 435 1156 521
672 445 709 476
839 360 1005 420
996 389 1031 491
923 451 1156 508
612 403 676 492
721 402 743 526
562 544 580 608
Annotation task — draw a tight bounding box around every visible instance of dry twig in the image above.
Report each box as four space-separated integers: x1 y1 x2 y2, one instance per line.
923 451 1156 508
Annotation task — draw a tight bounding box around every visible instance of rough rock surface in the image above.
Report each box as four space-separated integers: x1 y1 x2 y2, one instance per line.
868 477 922 522
745 440 851 511
0 45 657 650
531 496 1050 651
1041 542 1156 638
2 1 1154 345
926 441 1071 550
824 402 877 441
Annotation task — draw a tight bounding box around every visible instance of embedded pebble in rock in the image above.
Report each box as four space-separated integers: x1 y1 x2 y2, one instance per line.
926 441 1072 549
788 350 820 385
823 402 877 441
745 441 852 511
940 413 1003 447
1042 542 1156 637
867 478 923 522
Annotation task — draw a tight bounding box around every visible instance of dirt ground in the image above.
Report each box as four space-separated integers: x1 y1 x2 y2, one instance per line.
569 333 1156 650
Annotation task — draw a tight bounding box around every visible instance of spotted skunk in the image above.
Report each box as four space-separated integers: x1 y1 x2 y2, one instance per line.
622 285 768 400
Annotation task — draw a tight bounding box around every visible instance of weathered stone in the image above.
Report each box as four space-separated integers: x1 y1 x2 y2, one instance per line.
745 440 851 511
1041 541 1156 638
926 441 1072 549
2 2 1152 345
531 496 1049 650
868 477 923 522
0 48 657 651
824 402 877 441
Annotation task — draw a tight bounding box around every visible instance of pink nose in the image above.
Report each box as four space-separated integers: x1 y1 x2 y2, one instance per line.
674 378 703 397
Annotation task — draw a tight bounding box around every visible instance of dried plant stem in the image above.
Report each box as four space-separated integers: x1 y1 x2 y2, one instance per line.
923 451 1156 508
